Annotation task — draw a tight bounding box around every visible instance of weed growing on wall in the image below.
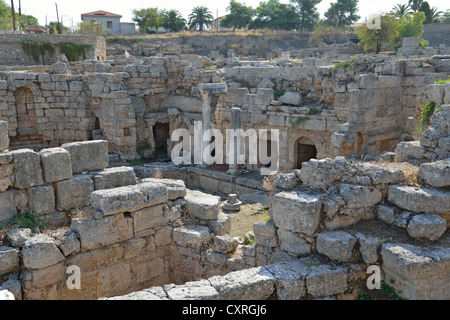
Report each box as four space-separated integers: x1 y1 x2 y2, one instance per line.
22 40 56 62
418 101 441 132
59 42 92 62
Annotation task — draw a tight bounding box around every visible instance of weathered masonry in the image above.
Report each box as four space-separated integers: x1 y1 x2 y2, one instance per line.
0 53 449 172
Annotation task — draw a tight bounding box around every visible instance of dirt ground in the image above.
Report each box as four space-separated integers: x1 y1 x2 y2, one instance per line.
223 202 270 239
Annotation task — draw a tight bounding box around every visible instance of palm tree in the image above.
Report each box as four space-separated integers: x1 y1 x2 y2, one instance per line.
391 3 412 17
162 9 186 32
408 0 423 12
188 6 214 32
430 6 443 20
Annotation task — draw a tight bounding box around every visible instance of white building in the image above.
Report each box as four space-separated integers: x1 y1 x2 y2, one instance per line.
81 10 135 34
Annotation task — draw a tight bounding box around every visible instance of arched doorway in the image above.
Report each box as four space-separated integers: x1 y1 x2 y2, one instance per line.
295 137 317 169
13 87 42 147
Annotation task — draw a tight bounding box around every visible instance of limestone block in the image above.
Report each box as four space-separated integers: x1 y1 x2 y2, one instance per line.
257 77 275 89
104 287 168 300
406 214 447 241
264 259 309 300
316 231 357 262
164 280 219 300
22 235 65 270
22 262 66 292
253 221 278 248
6 228 32 247
71 214 133 252
0 121 8 151
377 205 411 228
338 184 382 208
394 141 425 163
381 243 450 299
356 233 382 264
417 159 450 188
29 185 55 215
184 189 220 221
0 279 21 300
10 149 44 188
39 147 73 183
0 190 16 222
131 204 170 237
213 234 238 254
96 263 132 298
388 185 450 214
91 181 167 216
306 264 347 297
208 266 276 300
271 191 322 235
61 140 108 174
208 213 231 236
273 173 297 190
142 178 186 200
55 174 94 211
92 166 136 190
58 231 81 256
0 246 20 276
173 225 211 248
277 228 312 255
355 163 404 184
280 91 302 106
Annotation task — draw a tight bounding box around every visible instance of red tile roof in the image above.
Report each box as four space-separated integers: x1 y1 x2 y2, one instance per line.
81 10 122 18
25 25 48 33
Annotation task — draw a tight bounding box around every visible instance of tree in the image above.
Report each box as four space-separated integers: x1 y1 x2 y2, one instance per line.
418 1 433 23
162 9 186 32
250 0 299 30
220 1 254 31
0 0 13 30
391 3 411 17
78 21 104 35
408 0 423 12
356 15 399 53
47 21 69 34
188 6 213 32
324 0 360 28
132 8 163 33
309 21 345 45
291 0 322 32
397 11 428 47
444 9 450 23
19 14 38 27
430 6 443 21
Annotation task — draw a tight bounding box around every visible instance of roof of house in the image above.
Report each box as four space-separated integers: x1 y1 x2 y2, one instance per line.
81 10 122 18
25 25 48 32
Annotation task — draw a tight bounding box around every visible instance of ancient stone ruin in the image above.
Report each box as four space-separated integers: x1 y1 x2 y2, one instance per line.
0 32 449 301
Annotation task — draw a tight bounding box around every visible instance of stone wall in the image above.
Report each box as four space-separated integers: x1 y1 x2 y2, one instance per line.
0 34 106 65
423 23 450 48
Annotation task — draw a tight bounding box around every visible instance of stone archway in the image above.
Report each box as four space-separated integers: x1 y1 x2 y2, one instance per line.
294 137 317 169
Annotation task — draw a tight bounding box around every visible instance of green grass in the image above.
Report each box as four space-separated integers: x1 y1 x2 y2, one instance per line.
128 159 146 166
434 76 450 84
334 61 353 68
290 117 306 129
8 210 47 231
273 90 285 100
107 36 124 43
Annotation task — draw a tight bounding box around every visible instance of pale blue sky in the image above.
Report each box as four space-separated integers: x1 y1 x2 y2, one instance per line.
17 0 450 28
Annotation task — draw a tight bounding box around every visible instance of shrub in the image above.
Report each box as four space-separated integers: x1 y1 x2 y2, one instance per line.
334 61 353 68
